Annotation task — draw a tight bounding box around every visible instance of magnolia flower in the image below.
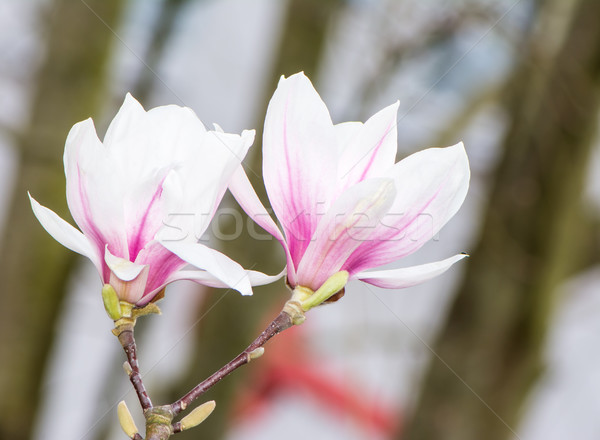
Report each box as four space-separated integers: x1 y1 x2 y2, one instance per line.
30 94 276 307
229 72 470 297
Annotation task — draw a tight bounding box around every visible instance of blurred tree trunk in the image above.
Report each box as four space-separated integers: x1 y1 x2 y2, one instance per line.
404 0 600 439
131 0 193 101
162 1 341 439
0 1 123 439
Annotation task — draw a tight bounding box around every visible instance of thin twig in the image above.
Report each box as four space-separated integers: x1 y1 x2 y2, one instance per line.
117 323 153 410
170 311 294 416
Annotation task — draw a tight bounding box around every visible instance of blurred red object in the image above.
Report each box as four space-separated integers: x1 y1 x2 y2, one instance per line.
233 317 400 437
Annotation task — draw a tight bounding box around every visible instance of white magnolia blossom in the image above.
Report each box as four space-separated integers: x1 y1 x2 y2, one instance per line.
30 94 279 306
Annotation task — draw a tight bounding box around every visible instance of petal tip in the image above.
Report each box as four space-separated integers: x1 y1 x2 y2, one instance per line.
449 141 466 154
239 286 253 296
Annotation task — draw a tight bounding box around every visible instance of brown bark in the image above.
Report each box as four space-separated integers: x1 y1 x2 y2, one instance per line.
404 0 600 439
0 1 124 439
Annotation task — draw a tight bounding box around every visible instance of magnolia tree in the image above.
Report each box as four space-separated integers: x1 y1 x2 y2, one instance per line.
30 72 470 439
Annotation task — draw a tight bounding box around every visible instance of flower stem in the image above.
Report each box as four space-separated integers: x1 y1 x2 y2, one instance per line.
114 319 153 410
170 309 296 415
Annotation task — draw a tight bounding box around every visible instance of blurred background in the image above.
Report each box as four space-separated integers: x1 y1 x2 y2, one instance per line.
1 0 599 439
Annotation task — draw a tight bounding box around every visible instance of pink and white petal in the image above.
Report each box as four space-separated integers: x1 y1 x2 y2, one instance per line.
160 241 253 296
263 72 338 268
154 170 199 244
295 178 396 290
105 98 203 191
109 263 150 305
63 118 128 260
344 142 470 273
29 193 101 271
105 98 204 209
337 101 399 191
134 240 186 299
355 253 468 289
109 101 249 258
63 119 105 235
123 171 171 261
228 166 297 284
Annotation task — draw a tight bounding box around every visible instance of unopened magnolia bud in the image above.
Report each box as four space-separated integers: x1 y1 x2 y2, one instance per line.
247 347 265 361
180 401 216 431
117 401 139 438
123 361 133 376
300 271 349 311
102 284 122 320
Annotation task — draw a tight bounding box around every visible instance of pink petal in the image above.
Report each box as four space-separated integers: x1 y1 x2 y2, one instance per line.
295 178 396 290
355 254 468 289
160 241 253 296
343 142 470 274
337 101 399 191
228 166 297 284
263 73 338 270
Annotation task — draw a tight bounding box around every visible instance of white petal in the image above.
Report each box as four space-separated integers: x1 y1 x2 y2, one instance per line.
355 254 468 289
102 93 147 148
245 268 286 286
263 72 338 268
169 128 255 238
29 193 101 271
161 241 253 296
104 245 146 281
171 268 285 289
